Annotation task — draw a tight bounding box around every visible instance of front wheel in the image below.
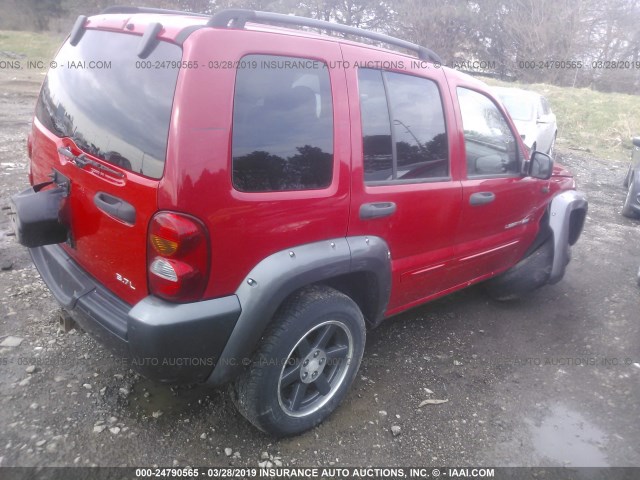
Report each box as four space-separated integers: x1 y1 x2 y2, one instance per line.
484 237 554 301
231 285 366 436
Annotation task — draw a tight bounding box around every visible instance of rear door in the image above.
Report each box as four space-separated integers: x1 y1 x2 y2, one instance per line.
342 45 463 315
30 29 181 305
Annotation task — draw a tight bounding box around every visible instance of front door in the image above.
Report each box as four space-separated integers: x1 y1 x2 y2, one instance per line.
446 85 544 288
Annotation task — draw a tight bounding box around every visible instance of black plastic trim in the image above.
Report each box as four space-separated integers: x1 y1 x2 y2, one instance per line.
94 192 136 225
207 9 256 28
207 9 441 63
206 236 391 386
175 24 207 45
137 22 163 59
359 202 397 220
548 190 588 284
99 6 441 62
128 295 241 383
69 15 88 46
30 244 241 384
30 245 129 337
469 191 496 206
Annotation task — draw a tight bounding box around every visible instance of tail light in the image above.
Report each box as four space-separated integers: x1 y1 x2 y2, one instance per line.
147 212 210 302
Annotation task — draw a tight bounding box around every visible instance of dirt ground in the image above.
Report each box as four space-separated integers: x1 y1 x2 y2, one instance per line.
0 66 639 470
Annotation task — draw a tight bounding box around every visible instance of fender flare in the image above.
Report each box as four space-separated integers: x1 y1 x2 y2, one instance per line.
206 236 391 385
548 190 588 284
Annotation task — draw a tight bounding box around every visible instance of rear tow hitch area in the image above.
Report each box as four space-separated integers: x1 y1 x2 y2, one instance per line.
58 309 78 333
10 171 70 248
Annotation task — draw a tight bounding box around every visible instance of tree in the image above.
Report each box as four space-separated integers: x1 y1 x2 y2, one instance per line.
479 0 584 84
23 0 66 30
395 1 480 65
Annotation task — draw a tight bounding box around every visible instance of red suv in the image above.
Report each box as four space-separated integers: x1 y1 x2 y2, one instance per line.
11 7 587 436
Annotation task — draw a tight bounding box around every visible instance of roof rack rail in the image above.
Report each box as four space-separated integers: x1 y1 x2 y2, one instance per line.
100 6 210 19
208 9 441 63
99 6 441 64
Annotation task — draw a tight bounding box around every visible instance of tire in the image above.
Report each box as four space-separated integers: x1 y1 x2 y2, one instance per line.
484 238 554 301
231 285 366 436
622 177 640 219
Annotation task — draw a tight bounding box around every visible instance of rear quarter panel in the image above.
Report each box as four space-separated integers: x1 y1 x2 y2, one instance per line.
159 29 352 299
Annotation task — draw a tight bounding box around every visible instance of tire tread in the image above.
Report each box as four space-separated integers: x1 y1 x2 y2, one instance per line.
231 285 364 436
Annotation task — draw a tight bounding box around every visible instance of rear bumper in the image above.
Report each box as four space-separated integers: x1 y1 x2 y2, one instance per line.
30 244 241 383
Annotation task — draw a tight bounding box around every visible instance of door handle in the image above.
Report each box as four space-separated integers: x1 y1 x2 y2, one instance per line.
469 192 495 206
94 192 136 224
359 202 397 220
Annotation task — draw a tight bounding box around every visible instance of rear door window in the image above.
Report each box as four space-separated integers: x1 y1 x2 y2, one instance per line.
358 69 449 183
232 55 334 192
35 30 181 179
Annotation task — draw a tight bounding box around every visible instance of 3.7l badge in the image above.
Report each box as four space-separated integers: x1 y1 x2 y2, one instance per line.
115 273 136 290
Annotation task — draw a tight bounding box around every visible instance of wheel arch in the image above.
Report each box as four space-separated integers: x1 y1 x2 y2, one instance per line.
548 190 588 284
206 236 391 386
323 270 384 328
484 190 588 300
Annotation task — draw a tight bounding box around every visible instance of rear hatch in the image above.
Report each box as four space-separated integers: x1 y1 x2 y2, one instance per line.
30 28 181 305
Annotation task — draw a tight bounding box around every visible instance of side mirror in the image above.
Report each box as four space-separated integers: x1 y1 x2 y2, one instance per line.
529 151 553 180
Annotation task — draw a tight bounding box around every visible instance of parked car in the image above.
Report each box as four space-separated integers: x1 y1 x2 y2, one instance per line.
493 87 558 156
10 7 587 436
622 137 640 219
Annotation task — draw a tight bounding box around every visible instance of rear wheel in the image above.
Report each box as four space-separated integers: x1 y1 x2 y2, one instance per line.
231 285 365 436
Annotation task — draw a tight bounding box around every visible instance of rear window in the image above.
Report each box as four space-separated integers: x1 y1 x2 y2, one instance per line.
35 30 181 179
232 54 334 192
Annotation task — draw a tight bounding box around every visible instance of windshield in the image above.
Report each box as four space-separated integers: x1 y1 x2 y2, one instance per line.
497 94 535 122
35 29 181 179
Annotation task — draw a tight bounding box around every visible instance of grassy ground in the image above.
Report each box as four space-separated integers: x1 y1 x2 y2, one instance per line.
0 30 65 95
484 78 640 162
0 30 64 60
